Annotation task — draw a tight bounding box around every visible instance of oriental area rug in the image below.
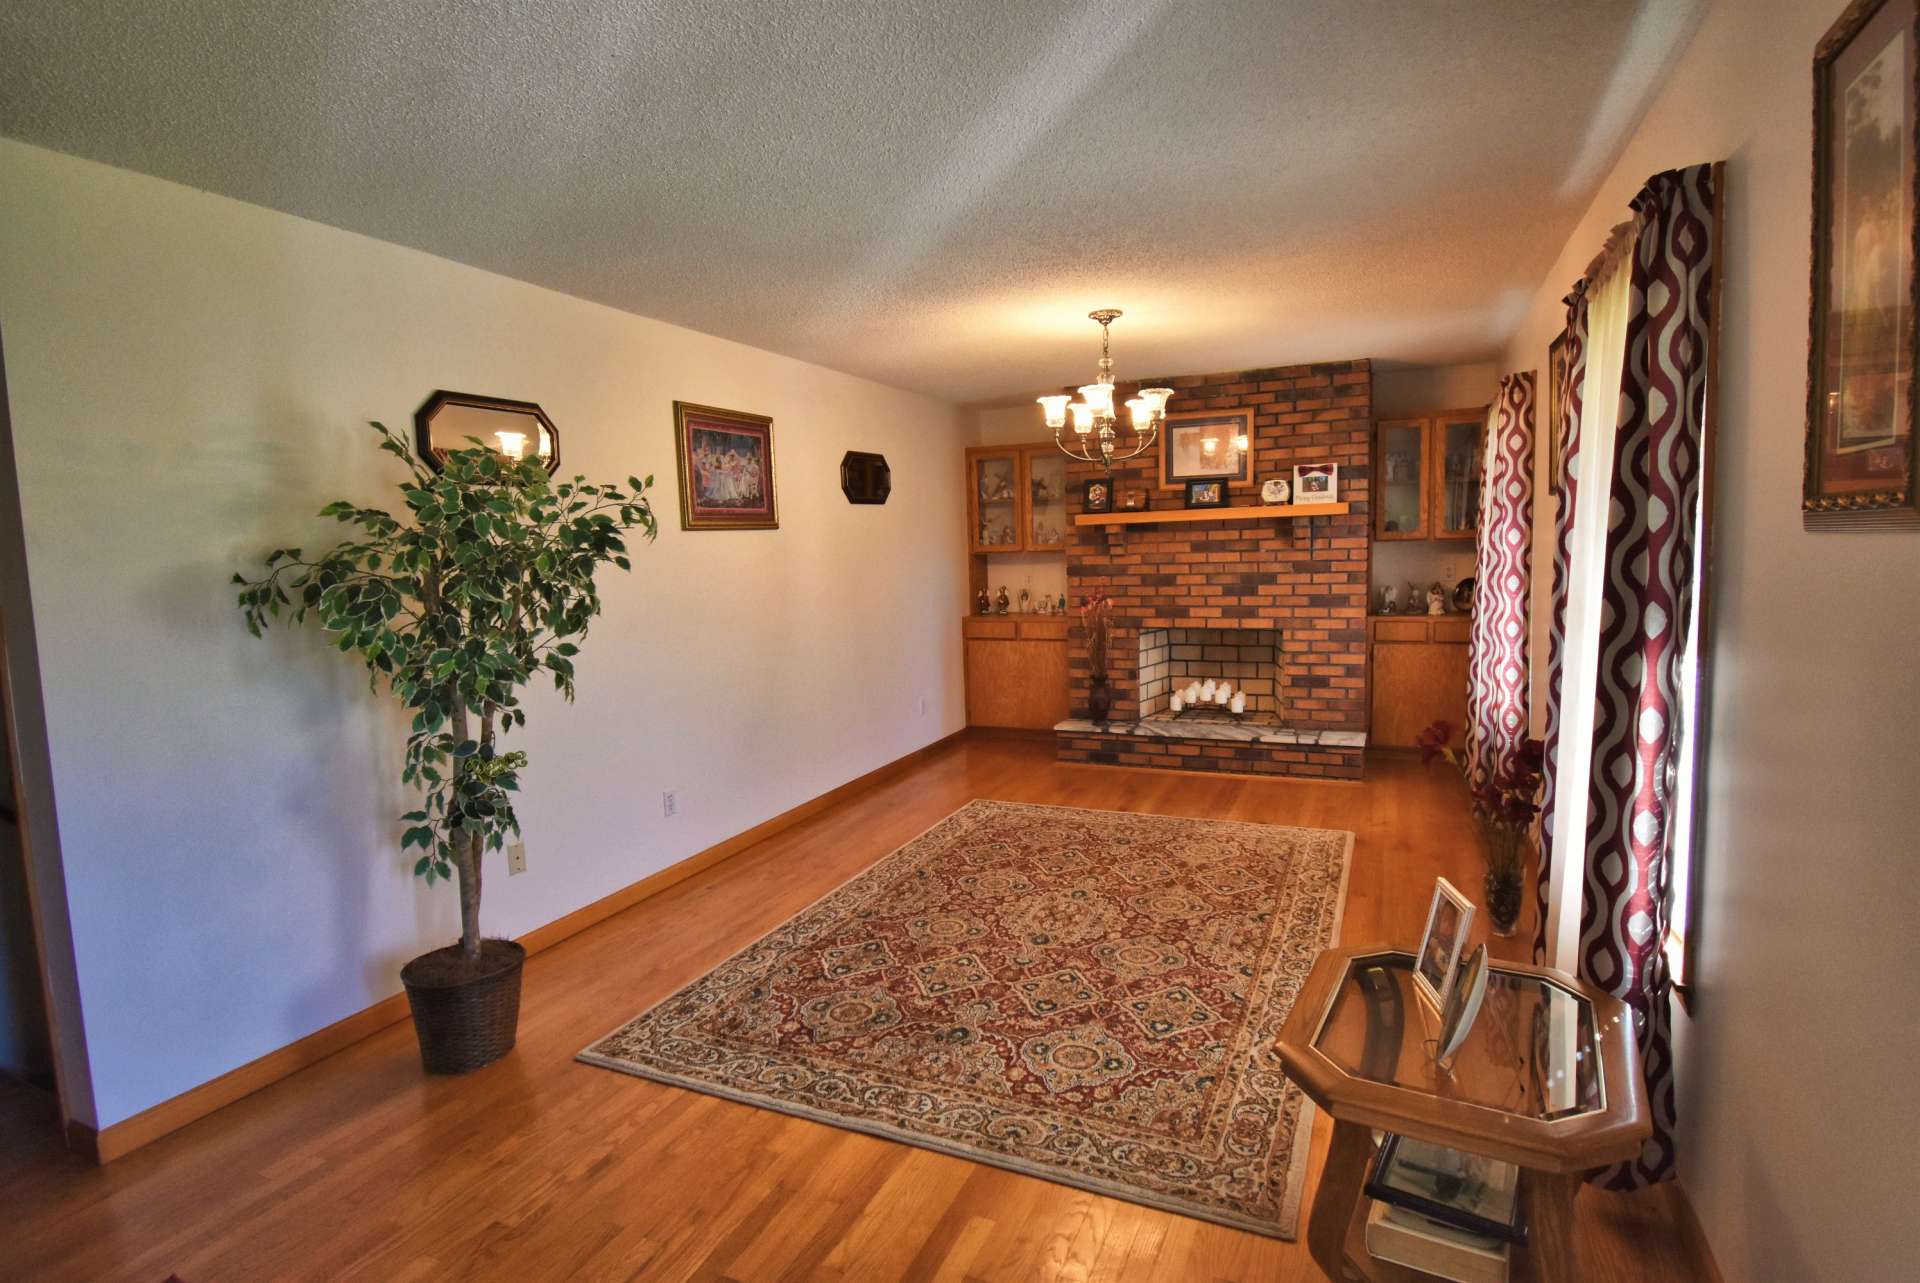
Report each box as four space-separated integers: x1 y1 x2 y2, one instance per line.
580 800 1353 1238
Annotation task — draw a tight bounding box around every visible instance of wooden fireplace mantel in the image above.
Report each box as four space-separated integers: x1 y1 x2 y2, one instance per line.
1074 502 1351 528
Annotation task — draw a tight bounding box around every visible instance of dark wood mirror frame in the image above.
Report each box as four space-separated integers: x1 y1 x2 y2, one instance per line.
413 390 560 476
840 451 891 504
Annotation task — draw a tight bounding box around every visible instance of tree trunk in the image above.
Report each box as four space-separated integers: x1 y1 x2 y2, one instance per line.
450 692 482 961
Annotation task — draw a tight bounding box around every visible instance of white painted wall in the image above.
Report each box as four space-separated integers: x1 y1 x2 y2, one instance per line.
0 140 968 1129
1501 4 1920 1279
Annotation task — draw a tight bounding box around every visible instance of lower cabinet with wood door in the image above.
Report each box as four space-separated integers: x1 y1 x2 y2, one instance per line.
1367 614 1471 748
963 615 1069 730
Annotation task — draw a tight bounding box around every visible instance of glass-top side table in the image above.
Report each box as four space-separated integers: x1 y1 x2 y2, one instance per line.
1277 945 1650 1283
1311 951 1605 1121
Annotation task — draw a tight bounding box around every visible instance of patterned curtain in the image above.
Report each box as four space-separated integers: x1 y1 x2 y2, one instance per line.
1464 373 1534 801
1532 284 1589 967
1578 163 1715 1190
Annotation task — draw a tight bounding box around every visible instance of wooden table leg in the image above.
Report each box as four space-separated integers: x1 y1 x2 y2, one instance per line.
1307 1118 1375 1281
1524 1170 1580 1283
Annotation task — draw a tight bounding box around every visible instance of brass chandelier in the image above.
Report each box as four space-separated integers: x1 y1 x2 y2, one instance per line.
1039 309 1172 471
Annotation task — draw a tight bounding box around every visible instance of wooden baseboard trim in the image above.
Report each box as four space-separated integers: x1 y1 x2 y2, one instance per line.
1671 1180 1725 1283
80 728 968 1165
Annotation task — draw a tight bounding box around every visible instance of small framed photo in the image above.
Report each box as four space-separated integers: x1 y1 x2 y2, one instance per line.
1292 462 1339 504
1414 878 1475 1011
1119 487 1152 511
1183 479 1228 509
1082 477 1114 513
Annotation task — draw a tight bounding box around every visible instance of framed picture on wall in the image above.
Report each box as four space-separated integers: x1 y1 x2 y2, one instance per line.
673 401 778 530
1804 0 1920 528
1082 477 1114 513
1159 408 1255 490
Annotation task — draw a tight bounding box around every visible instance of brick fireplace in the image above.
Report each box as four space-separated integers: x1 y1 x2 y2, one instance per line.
1054 359 1372 779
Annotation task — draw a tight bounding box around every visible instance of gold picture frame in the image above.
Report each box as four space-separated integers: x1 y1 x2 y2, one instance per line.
672 401 778 531
1805 0 1920 528
1158 408 1255 490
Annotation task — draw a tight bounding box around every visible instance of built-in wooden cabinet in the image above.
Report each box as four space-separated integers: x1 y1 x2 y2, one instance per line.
963 615 1070 729
1367 614 1470 748
1372 408 1486 542
967 444 1071 554
1431 408 1485 540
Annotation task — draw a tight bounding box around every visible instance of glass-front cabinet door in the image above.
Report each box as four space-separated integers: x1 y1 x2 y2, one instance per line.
1374 419 1429 540
1432 409 1486 540
968 447 1023 553
1022 447 1068 551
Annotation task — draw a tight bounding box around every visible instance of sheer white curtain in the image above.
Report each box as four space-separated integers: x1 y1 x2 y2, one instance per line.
1541 225 1635 969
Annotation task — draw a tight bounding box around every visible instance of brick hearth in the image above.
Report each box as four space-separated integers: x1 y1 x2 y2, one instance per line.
1056 358 1372 780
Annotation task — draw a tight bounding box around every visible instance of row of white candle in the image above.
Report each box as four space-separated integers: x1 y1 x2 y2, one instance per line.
1169 678 1246 715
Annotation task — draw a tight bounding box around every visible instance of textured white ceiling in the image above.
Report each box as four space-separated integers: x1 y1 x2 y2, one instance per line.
0 0 1702 403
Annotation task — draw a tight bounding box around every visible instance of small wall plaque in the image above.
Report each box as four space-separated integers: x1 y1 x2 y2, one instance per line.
840 451 891 504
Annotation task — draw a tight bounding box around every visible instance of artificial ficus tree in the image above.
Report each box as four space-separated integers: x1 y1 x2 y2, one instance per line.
235 423 656 963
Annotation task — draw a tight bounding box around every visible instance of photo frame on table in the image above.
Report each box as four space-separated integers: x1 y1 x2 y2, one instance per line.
1436 943 1490 1060
1183 478 1228 509
1082 477 1114 513
1160 408 1254 490
1292 462 1340 504
1414 878 1475 1012
673 401 777 530
1804 0 1920 528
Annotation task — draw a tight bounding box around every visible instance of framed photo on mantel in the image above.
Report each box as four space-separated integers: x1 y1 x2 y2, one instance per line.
1805 0 1920 528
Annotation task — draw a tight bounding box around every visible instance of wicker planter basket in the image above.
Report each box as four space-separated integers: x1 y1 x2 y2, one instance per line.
400 938 526 1074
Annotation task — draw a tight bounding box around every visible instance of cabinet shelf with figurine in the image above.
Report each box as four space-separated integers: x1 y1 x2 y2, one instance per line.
963 442 1070 730
1373 408 1487 542
966 443 1071 553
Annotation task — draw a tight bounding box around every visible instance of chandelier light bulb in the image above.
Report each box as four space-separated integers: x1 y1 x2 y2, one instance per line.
1139 387 1175 417
1125 397 1151 430
1078 383 1115 417
1037 394 1071 429
1068 402 1095 435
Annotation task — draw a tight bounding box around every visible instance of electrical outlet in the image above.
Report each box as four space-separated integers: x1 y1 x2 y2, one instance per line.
662 789 678 818
507 842 528 876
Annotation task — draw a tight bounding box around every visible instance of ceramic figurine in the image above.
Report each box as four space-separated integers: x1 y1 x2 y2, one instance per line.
1057 593 1067 613
975 587 991 615
1406 583 1423 615
995 586 1011 615
1379 584 1398 614
1453 577 1476 612
1018 586 1031 614
1427 582 1446 616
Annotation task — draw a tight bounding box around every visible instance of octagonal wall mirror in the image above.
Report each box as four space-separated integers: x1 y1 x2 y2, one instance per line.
413 390 559 475
840 451 891 504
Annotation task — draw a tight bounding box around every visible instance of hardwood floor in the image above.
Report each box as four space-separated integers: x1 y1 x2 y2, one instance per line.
0 735 1702 1282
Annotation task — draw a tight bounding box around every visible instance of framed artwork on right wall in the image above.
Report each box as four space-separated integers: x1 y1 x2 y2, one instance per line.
1805 0 1920 528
